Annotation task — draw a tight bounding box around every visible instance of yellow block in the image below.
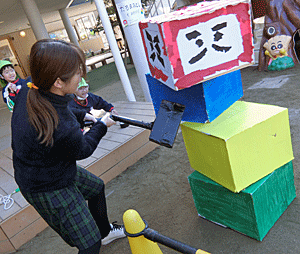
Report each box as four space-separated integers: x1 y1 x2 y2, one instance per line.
181 101 294 193
123 209 163 254
196 250 210 254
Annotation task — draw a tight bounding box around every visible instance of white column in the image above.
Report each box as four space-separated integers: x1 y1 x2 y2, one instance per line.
94 0 136 102
114 0 152 102
59 8 80 47
121 22 152 102
20 0 50 40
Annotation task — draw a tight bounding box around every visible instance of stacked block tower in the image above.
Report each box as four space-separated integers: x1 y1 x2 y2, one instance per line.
139 0 296 241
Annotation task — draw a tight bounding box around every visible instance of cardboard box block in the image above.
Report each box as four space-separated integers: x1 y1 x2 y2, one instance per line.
188 161 296 241
139 0 254 90
181 101 294 192
146 69 243 123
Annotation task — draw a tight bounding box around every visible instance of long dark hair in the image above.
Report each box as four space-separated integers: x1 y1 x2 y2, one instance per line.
27 39 86 146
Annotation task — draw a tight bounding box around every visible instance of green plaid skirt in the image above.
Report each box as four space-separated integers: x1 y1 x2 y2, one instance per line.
22 166 105 250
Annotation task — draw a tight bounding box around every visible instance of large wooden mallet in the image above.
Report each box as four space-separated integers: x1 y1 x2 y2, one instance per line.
85 100 185 148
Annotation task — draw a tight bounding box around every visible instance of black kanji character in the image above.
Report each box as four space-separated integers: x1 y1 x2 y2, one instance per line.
212 44 231 52
185 30 207 64
185 22 232 65
145 30 165 67
211 22 232 52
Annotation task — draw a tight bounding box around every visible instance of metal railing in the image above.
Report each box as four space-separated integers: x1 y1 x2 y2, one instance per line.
145 0 176 18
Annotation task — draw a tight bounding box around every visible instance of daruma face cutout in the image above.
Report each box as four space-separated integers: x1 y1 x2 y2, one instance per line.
139 0 254 90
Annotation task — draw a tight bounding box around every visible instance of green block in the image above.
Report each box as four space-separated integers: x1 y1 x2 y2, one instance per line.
188 161 296 241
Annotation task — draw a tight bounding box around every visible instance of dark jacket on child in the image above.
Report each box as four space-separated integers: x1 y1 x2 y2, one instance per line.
69 92 114 113
11 86 108 193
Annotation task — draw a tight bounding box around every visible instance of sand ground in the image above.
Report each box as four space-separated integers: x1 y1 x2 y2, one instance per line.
12 64 300 253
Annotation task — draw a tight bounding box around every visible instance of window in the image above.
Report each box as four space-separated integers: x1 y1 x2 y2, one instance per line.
75 14 97 41
49 29 71 41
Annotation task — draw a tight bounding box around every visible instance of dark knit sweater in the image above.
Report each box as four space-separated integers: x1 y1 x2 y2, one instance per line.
12 87 107 193
68 92 114 114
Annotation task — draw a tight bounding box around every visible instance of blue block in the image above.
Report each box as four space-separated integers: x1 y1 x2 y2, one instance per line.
146 70 243 123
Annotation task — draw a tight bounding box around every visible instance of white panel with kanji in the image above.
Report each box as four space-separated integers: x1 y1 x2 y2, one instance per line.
177 14 243 75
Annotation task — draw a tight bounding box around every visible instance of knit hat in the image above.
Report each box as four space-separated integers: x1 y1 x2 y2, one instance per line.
78 78 88 89
0 60 13 70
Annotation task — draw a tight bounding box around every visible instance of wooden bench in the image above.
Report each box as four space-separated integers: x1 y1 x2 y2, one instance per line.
0 101 158 253
86 50 127 70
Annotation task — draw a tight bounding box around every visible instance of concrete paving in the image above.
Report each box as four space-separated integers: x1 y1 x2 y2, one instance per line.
2 64 300 253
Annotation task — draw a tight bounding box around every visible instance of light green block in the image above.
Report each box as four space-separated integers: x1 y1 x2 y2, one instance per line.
188 161 296 241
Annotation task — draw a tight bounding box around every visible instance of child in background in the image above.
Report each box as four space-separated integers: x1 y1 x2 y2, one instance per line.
69 77 118 117
70 78 129 129
0 60 30 111
11 39 125 254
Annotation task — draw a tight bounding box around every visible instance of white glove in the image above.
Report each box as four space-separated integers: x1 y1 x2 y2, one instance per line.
111 109 119 115
84 113 97 123
7 83 17 93
101 112 116 127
